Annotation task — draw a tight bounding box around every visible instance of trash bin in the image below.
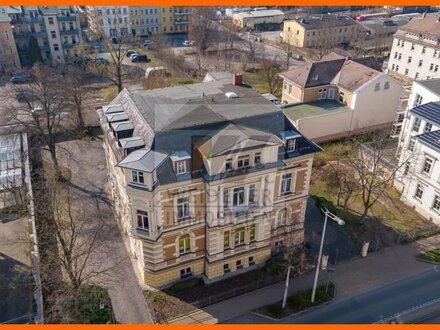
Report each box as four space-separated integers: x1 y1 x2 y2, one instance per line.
321 254 329 270
361 242 369 257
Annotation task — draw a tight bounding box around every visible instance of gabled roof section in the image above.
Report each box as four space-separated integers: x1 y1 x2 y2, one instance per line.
280 57 382 91
199 123 283 157
117 149 167 172
416 130 440 153
410 101 440 126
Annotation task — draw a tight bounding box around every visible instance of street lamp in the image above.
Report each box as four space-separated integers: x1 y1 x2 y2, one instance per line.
282 265 294 309
311 207 345 303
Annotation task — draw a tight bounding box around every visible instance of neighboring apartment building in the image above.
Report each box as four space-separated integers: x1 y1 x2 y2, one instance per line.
280 53 403 142
3 6 82 65
282 15 358 48
129 6 161 36
87 6 189 38
232 9 285 30
394 80 440 221
387 13 440 81
0 12 20 73
97 75 320 288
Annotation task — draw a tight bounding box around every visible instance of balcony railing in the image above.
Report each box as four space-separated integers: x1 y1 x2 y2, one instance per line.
24 16 44 23
174 20 189 25
60 29 79 35
57 15 77 21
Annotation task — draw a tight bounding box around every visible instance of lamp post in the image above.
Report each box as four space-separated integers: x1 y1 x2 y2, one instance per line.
311 207 345 303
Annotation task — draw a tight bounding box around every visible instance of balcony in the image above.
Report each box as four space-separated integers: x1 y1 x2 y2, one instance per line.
57 15 77 22
14 30 47 38
62 43 76 49
60 29 79 35
174 20 189 25
174 12 191 15
24 16 44 23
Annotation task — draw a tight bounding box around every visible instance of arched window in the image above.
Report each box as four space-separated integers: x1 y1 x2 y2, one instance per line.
277 208 287 226
178 234 191 254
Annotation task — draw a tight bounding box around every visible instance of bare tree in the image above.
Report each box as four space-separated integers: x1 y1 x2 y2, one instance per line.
87 9 134 93
64 65 90 133
242 36 263 72
5 64 71 176
188 7 217 53
260 57 282 95
281 29 297 70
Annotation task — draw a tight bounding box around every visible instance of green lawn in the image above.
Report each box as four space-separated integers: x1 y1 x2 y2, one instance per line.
255 284 335 319
417 249 440 263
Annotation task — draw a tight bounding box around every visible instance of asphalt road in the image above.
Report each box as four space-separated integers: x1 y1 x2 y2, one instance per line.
286 267 440 324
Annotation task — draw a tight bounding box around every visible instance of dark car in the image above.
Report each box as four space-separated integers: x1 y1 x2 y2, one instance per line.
93 57 109 64
131 54 148 63
10 72 32 84
15 89 36 103
126 50 137 57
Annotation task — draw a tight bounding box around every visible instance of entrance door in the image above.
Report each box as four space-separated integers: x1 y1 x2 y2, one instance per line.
328 88 335 99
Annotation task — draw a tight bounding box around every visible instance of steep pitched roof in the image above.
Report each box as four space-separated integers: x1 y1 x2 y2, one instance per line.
280 57 382 91
416 130 440 153
410 101 440 126
416 79 440 97
396 15 440 38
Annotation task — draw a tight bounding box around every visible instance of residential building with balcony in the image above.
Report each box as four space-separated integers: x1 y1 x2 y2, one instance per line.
97 75 320 288
394 80 440 222
280 53 403 142
282 15 358 48
0 11 20 73
160 6 189 34
2 5 82 65
387 13 440 81
87 6 130 40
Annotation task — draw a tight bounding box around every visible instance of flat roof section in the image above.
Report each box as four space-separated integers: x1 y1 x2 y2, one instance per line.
283 100 351 121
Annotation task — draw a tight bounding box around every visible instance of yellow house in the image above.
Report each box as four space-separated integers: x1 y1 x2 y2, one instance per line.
283 15 358 48
160 6 188 34
97 74 320 288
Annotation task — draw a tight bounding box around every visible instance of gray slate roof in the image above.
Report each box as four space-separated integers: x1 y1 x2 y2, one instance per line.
126 82 279 132
416 79 440 97
416 130 440 153
117 149 167 172
293 15 356 30
119 136 144 149
410 102 440 126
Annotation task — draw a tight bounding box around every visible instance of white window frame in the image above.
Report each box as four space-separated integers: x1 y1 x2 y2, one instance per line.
176 160 186 174
432 195 440 212
408 138 416 152
412 117 421 132
136 210 149 231
280 173 292 195
277 208 287 226
233 187 245 206
237 156 250 169
225 159 233 171
254 152 261 165
178 235 191 254
177 197 190 220
132 170 144 185
422 156 434 175
424 122 432 133
249 184 256 204
235 228 245 246
414 184 424 201
286 138 296 152
180 267 192 278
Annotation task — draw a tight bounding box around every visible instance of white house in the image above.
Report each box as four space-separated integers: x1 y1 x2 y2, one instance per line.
395 78 440 222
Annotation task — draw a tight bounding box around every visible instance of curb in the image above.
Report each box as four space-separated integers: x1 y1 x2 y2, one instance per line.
249 284 337 322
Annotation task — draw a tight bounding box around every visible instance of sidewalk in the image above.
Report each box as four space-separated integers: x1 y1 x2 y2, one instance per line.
168 234 440 324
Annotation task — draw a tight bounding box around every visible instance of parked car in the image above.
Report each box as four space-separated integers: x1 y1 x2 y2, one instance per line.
129 53 140 60
291 54 303 61
93 57 109 64
15 89 36 103
131 54 148 63
126 50 137 57
182 40 195 47
10 72 32 84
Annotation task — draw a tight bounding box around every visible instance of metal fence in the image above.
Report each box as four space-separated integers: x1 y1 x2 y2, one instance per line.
395 226 440 244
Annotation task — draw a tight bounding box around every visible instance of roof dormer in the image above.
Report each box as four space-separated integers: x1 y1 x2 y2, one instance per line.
171 151 191 177
280 130 301 153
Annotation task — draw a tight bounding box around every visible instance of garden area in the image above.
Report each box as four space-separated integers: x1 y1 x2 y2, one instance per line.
255 283 335 319
310 135 436 249
145 250 313 322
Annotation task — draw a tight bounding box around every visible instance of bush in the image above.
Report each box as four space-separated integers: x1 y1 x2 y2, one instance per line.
79 284 113 324
168 277 203 293
263 253 286 276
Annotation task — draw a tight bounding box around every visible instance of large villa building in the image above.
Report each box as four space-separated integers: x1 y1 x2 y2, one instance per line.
97 75 320 288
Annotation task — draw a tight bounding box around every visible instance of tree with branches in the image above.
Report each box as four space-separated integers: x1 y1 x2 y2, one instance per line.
260 57 283 96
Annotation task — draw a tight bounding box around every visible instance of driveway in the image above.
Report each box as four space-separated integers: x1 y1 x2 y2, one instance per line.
304 197 359 264
0 215 32 323
55 138 153 323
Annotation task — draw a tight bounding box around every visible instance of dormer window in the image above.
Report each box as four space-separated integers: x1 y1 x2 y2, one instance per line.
171 151 190 176
287 139 296 152
176 161 186 174
132 170 144 185
225 159 233 171
238 155 250 169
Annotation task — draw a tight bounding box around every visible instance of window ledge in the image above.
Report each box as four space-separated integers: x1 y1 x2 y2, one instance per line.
136 227 150 233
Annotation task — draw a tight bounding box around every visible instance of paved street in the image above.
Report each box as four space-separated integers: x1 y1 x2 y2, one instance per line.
288 267 440 323
172 229 440 324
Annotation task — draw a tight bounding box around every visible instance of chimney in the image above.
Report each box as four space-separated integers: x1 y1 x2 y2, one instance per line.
232 73 243 86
